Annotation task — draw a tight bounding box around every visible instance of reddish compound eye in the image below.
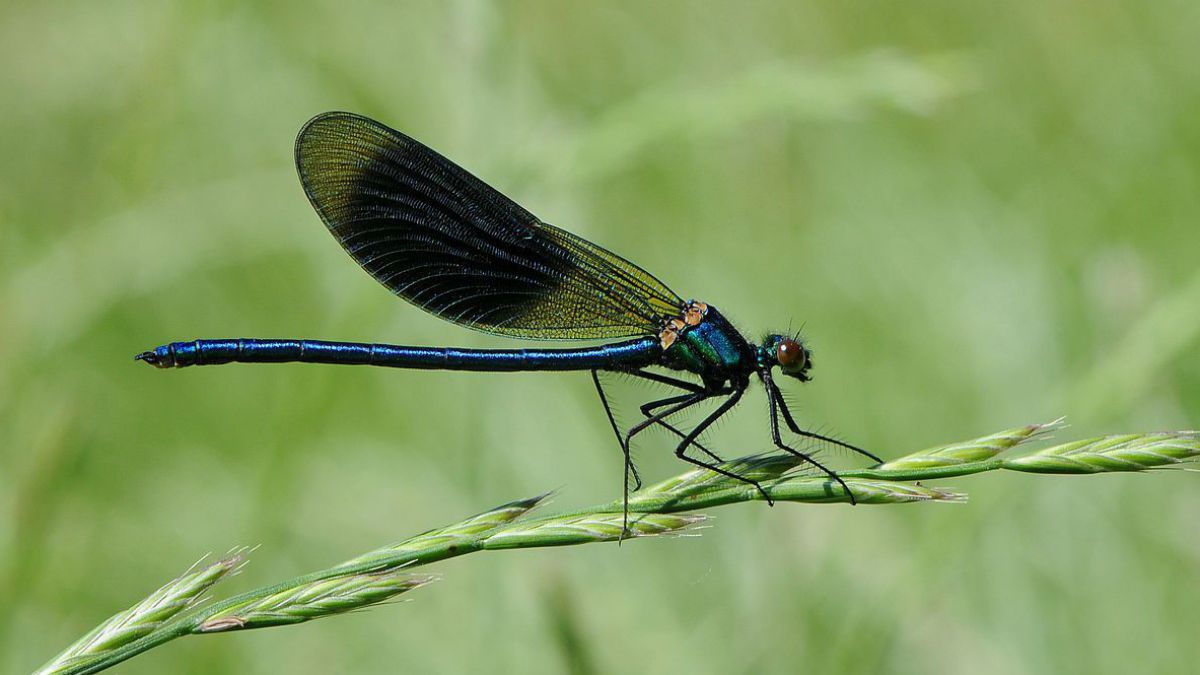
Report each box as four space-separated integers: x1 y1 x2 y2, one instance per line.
776 339 807 370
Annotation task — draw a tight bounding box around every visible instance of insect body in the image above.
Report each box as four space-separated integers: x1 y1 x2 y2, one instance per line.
138 112 880 513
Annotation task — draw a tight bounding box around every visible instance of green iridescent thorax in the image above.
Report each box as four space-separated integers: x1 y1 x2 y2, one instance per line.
660 304 755 384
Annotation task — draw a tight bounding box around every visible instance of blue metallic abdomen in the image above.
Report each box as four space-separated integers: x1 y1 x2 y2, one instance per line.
140 336 662 371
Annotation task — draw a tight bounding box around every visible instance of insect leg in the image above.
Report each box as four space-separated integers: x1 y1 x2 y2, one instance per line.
761 370 857 504
767 380 883 464
617 391 712 538
637 385 729 464
625 368 706 393
592 370 642 494
666 386 775 503
623 392 708 451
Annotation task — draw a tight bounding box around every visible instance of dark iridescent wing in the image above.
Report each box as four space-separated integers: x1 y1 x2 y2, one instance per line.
295 111 683 340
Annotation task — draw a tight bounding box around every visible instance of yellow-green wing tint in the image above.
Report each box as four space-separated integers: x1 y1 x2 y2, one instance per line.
295 112 683 340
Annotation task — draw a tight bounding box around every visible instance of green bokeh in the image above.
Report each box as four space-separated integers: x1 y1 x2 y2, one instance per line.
3 2 1198 673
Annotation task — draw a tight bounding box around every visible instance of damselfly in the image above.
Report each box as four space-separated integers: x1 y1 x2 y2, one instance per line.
138 112 880 511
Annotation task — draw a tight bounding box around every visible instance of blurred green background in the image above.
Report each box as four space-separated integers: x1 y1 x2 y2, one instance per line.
3 1 1199 673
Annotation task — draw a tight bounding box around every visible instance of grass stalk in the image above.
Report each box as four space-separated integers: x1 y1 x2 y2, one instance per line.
35 551 245 675
41 422 1199 675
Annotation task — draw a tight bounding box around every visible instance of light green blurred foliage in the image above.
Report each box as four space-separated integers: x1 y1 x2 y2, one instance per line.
2 1 1198 673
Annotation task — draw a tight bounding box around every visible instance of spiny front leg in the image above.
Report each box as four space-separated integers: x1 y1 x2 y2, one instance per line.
762 370 858 504
767 379 883 465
